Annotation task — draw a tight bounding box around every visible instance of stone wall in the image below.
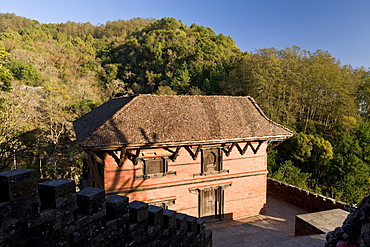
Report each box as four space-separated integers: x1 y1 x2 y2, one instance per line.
326 195 370 246
267 178 346 212
0 169 212 247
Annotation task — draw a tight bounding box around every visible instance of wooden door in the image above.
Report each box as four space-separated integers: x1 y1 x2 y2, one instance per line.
200 187 223 218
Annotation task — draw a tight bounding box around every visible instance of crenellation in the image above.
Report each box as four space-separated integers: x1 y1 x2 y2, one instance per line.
187 215 197 234
105 194 128 220
148 204 164 226
0 169 212 247
38 179 76 211
0 169 38 202
76 187 105 215
176 213 187 232
163 209 176 237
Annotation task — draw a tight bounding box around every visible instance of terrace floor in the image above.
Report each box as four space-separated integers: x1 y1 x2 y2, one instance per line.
207 195 344 247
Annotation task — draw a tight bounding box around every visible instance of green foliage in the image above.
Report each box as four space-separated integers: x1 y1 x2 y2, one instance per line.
109 17 241 94
270 160 309 189
68 99 100 117
276 132 333 188
154 86 177 95
0 45 13 91
7 59 42 86
326 130 370 203
224 47 361 129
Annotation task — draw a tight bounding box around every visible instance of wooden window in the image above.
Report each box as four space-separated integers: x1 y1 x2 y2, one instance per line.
135 157 176 180
202 147 222 173
143 157 167 175
148 198 176 209
194 147 228 177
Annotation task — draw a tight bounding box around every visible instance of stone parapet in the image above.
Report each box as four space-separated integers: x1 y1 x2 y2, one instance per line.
0 169 212 247
267 178 347 212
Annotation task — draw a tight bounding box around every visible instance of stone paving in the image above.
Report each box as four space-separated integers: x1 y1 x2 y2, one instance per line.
207 195 329 247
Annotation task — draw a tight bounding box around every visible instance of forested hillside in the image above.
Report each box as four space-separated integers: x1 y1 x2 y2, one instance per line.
0 13 369 203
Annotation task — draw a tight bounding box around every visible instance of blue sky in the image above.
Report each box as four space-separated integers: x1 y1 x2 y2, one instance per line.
1 0 370 68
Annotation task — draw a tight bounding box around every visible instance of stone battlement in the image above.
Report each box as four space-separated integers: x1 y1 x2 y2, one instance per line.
0 169 212 247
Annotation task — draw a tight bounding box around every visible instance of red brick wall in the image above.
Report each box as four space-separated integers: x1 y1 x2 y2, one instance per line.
100 142 268 219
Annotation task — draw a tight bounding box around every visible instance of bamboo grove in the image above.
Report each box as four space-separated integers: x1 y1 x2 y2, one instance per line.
0 13 369 203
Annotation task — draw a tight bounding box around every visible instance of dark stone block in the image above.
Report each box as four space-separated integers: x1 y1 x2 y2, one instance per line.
163 209 176 229
106 195 129 220
0 169 37 202
39 179 76 210
148 205 163 226
176 213 187 231
187 215 197 234
197 218 206 233
129 201 148 223
205 229 213 247
76 187 105 215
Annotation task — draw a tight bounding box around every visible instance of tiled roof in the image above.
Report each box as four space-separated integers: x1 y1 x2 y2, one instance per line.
73 94 293 149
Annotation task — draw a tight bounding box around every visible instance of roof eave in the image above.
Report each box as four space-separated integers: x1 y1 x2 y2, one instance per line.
81 134 293 151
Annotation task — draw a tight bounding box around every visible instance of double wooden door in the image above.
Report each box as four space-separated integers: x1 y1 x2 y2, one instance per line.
199 187 224 218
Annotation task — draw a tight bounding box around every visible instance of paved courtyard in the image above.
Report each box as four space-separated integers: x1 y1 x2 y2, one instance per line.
207 195 329 247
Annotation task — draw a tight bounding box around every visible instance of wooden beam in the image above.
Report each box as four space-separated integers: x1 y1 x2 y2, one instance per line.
267 141 283 153
185 145 202 160
127 149 140 165
107 150 120 164
164 146 182 162
118 147 126 167
88 151 104 164
235 142 249 155
222 143 236 156
249 141 263 154
82 135 292 151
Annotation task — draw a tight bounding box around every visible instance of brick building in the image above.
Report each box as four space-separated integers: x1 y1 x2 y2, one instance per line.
73 94 292 219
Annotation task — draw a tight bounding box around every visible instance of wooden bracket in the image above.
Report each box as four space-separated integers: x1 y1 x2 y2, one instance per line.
185 145 202 160
267 141 283 153
127 149 140 165
88 151 104 164
249 141 263 154
222 143 236 156
118 147 126 167
235 142 249 155
164 147 181 162
106 148 127 167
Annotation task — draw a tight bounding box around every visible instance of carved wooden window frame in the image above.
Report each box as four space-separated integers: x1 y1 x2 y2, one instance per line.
135 157 176 180
193 147 229 177
148 198 176 209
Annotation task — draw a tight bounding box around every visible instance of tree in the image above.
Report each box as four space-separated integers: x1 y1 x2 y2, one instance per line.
109 17 241 94
270 160 310 189
276 132 333 188
0 43 13 91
